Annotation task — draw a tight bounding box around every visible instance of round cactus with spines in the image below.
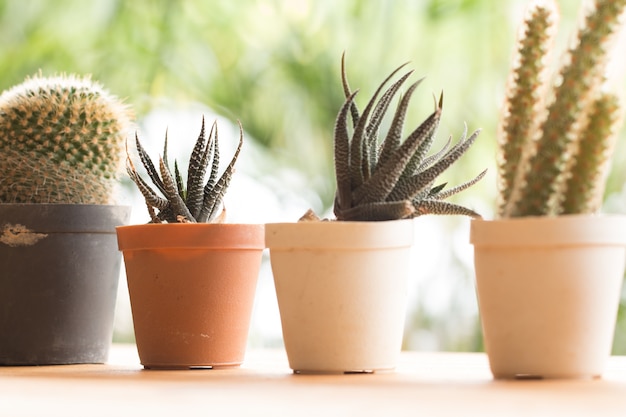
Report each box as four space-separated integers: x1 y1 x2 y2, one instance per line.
0 73 133 204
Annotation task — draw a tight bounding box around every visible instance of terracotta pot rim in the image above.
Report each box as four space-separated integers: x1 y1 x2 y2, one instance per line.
470 214 626 247
265 218 414 249
116 223 265 250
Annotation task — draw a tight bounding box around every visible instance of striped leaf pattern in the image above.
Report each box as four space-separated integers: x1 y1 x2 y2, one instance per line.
126 117 243 223
334 56 484 221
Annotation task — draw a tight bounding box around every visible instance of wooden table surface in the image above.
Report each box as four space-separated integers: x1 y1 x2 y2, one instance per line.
2 345 626 416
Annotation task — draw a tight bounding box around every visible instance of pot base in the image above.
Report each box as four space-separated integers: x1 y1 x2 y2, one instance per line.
494 372 601 380
143 363 241 370
293 368 394 375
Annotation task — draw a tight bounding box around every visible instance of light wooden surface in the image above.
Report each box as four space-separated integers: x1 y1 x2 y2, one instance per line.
3 345 626 416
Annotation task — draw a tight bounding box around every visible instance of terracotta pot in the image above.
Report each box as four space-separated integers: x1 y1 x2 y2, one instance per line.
116 223 264 369
0 204 130 365
471 215 626 379
266 219 414 374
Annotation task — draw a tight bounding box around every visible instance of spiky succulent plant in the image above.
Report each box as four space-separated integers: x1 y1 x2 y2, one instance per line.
329 55 485 222
499 0 626 218
0 73 133 204
126 117 243 223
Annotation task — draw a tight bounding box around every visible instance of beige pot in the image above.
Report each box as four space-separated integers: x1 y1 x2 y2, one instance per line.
471 215 626 379
266 219 414 374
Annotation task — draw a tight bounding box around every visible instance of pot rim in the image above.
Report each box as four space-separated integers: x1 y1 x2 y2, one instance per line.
116 223 265 251
0 204 131 233
265 218 414 249
470 214 626 247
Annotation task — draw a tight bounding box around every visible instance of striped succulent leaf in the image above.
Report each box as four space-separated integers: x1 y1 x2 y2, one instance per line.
126 117 243 223
333 57 485 221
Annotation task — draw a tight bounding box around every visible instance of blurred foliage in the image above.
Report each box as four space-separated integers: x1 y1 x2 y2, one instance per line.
0 0 523 208
3 0 626 351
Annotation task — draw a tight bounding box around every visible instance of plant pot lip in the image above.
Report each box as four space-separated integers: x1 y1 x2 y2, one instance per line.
470 214 626 247
0 203 129 207
265 218 414 249
0 203 131 233
116 222 265 251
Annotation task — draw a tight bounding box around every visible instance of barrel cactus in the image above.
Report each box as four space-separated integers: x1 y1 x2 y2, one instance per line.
0 73 133 204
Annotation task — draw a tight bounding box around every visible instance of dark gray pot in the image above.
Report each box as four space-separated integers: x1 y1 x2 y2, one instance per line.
0 204 130 365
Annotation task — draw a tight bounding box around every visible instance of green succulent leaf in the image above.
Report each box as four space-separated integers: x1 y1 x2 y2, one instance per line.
199 121 244 222
364 71 416 176
186 117 211 219
334 90 358 211
332 58 484 221
413 199 482 218
127 117 242 223
433 169 487 200
389 129 481 203
337 200 415 221
126 158 168 211
354 104 443 205
134 132 166 196
159 156 195 223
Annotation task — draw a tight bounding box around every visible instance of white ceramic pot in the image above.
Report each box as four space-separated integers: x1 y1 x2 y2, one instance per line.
265 219 414 374
471 215 626 379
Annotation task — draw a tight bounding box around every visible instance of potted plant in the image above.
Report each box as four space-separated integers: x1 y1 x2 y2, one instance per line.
266 54 486 373
116 117 264 369
471 0 626 379
0 74 132 365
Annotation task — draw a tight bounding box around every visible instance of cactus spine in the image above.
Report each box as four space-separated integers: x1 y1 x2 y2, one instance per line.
498 0 626 218
0 74 133 204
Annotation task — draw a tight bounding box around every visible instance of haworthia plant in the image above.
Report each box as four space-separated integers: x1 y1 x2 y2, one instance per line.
127 117 243 223
499 0 626 218
328 54 485 222
0 73 133 204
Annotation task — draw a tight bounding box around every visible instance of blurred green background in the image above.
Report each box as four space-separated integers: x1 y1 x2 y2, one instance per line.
2 0 626 352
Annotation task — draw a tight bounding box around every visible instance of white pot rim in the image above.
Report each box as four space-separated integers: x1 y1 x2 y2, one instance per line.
265 219 414 249
470 214 626 247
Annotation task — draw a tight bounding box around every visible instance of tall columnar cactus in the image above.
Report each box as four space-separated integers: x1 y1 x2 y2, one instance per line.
561 93 623 214
497 0 558 216
498 0 626 218
0 74 133 204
